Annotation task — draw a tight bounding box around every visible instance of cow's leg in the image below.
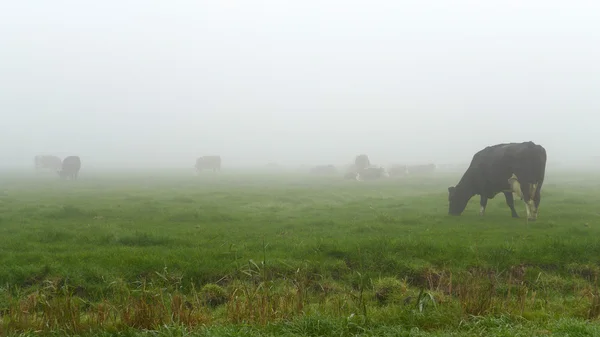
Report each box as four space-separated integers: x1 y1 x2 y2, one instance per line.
532 181 543 219
503 191 519 218
527 181 541 220
479 196 488 216
520 183 536 221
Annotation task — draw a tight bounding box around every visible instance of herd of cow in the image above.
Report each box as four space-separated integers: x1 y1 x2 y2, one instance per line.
309 154 437 181
308 141 547 221
33 141 547 221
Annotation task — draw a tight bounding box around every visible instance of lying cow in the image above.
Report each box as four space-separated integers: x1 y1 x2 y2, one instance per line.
356 166 390 181
388 164 408 177
310 165 337 175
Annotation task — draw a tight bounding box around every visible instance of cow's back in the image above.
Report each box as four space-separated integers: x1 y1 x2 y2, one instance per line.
62 156 81 171
467 142 546 194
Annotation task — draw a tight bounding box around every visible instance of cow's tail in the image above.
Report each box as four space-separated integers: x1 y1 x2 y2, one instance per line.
536 145 547 184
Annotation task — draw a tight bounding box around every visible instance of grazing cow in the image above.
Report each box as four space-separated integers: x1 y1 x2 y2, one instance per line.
407 163 436 175
356 166 389 181
195 155 221 173
354 154 371 171
34 155 62 172
448 141 547 221
310 165 337 175
58 156 81 180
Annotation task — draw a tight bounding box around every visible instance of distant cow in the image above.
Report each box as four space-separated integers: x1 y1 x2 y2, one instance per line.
195 155 221 173
310 165 337 175
448 141 547 221
406 163 436 175
388 164 408 177
354 154 371 171
344 171 360 180
58 156 81 180
34 155 62 172
356 166 389 181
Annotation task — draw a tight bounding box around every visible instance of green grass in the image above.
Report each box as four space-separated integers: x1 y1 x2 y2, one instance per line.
1 169 600 336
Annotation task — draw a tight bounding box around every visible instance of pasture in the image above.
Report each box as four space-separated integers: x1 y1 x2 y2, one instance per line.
1 169 600 336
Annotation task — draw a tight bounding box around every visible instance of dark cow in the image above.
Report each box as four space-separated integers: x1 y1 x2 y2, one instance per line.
58 156 81 180
407 163 436 175
448 141 547 221
354 154 371 171
195 155 221 173
34 155 62 172
310 165 337 175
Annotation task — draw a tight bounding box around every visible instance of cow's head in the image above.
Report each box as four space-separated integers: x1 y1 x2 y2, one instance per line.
448 186 469 215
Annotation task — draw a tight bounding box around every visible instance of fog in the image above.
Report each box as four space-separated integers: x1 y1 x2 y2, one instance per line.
1 1 599 169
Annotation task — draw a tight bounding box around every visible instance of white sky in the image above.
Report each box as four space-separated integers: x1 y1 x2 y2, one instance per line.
1 0 598 168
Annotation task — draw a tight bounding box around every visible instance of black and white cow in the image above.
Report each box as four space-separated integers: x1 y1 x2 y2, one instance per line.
58 156 82 180
448 141 547 221
195 155 221 173
34 155 62 172
354 154 371 171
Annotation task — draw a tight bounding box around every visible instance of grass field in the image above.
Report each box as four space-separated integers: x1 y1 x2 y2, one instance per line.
1 168 600 336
